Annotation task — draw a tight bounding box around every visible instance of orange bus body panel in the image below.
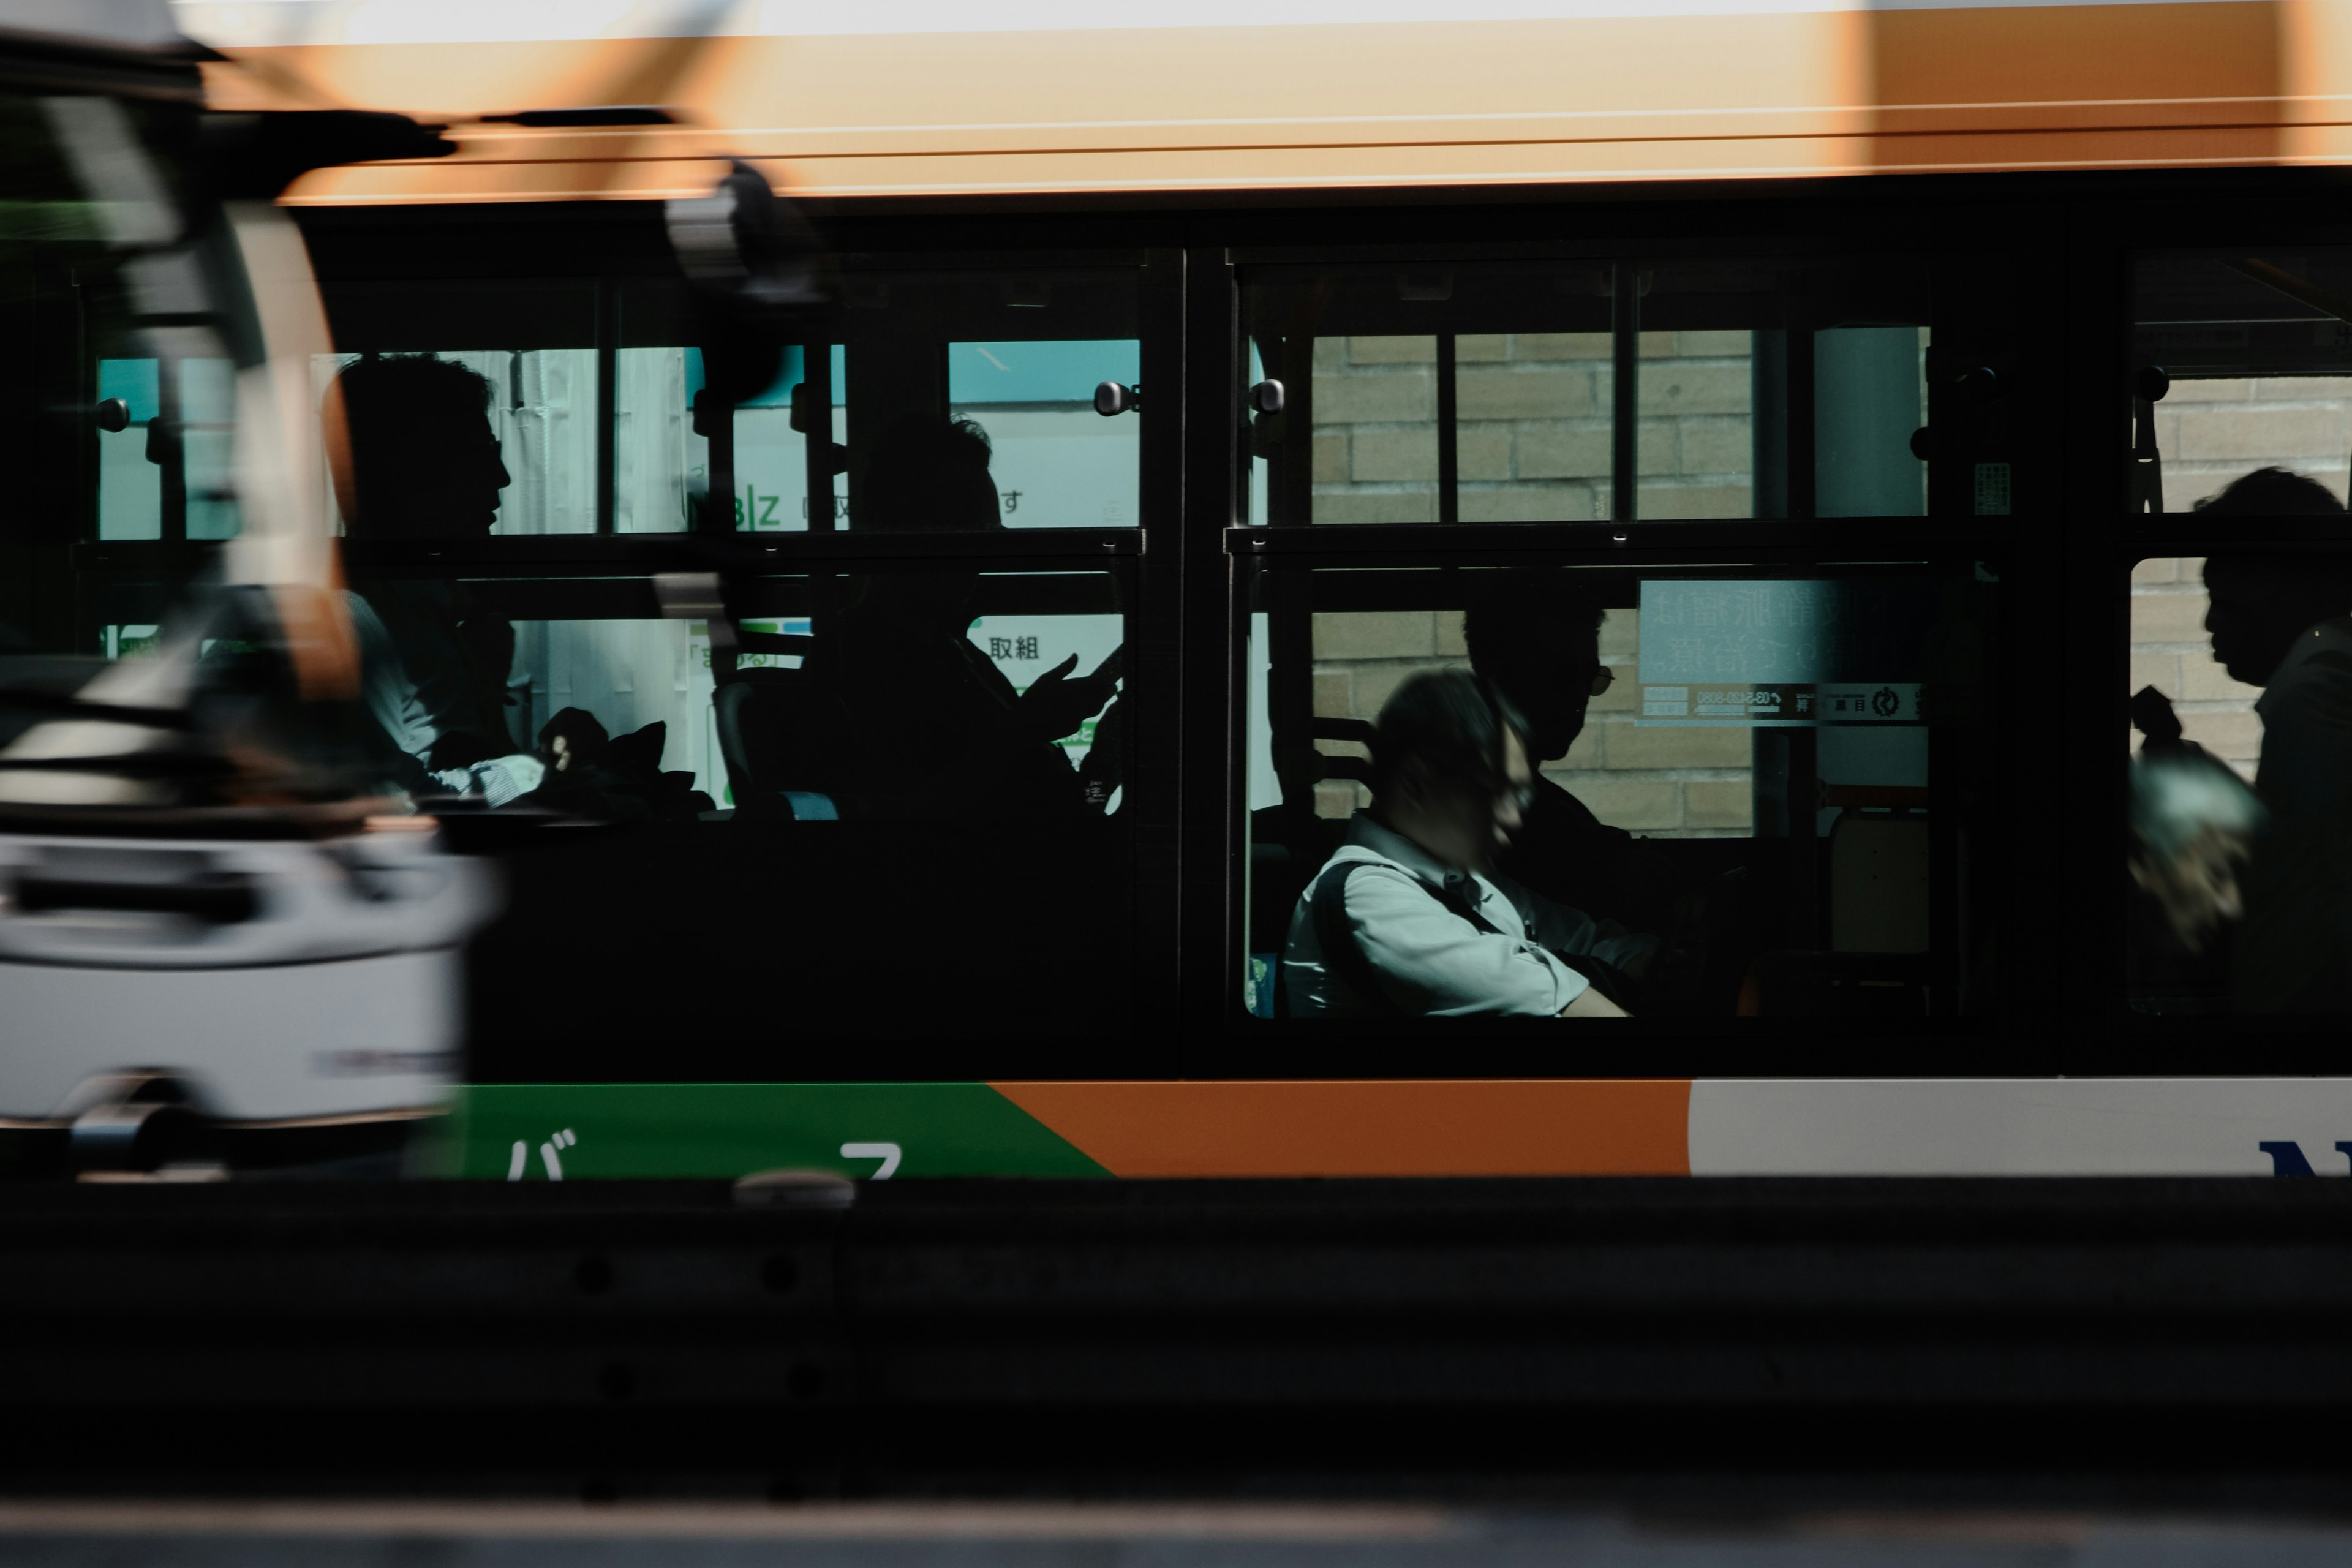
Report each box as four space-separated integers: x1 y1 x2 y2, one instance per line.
990 1080 1693 1178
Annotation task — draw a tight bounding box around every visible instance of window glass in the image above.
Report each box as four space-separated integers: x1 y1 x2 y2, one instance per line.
181 356 238 539
829 264 1142 532
742 345 843 532
611 342 848 534
612 268 1142 533
2133 252 2352 511
95 357 159 539
1815 327 1929 518
949 339 1139 527
1244 559 1989 1021
94 356 243 541
331 565 1133 1060
1246 260 1934 525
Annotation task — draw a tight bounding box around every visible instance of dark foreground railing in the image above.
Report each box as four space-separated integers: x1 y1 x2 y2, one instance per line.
1 1177 2349 1507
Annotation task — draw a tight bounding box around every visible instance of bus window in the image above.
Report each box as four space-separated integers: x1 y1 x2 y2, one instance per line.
609 270 1142 533
1245 259 1934 526
94 358 159 540
2124 254 2352 1016
97 356 243 540
181 356 239 539
611 343 842 533
2132 252 2352 511
948 339 1139 528
327 563 1137 1069
1243 559 1991 1022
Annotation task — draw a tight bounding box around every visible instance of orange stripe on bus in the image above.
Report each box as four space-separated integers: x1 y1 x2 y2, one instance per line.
989 1080 1691 1178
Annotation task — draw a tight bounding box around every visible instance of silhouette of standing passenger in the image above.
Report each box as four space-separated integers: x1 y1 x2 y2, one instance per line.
2195 468 2352 1010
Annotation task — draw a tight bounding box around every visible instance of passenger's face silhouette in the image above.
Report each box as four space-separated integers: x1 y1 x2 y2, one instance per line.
415 419 511 540
356 411 511 541
2205 562 2327 687
1491 621 1604 764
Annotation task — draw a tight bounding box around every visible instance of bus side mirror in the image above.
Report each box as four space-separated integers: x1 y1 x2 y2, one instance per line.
667 160 829 409
666 159 825 314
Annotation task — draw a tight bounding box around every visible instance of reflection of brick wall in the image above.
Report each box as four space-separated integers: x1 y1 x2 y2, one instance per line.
1310 606 1751 839
1310 333 1753 524
2157 378 2352 512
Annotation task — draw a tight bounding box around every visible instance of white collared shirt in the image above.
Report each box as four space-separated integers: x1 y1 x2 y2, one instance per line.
1281 814 1644 1018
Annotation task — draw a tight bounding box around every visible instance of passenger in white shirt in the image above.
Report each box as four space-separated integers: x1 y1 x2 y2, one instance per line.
1281 668 1635 1019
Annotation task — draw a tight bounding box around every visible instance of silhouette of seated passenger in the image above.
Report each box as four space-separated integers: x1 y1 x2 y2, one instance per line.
1281 669 1636 1019
326 353 542 807
802 415 1121 819
1463 567 1673 940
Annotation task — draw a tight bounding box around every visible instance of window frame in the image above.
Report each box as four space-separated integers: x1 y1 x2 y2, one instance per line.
68 178 2352 1077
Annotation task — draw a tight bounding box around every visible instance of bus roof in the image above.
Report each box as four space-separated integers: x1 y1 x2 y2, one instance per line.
181 0 2352 203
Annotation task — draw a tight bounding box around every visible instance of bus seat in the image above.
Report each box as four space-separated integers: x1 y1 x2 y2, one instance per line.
1828 810 1929 953
714 668 848 820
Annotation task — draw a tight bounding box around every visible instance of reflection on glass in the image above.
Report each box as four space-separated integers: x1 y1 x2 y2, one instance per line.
1814 327 1928 518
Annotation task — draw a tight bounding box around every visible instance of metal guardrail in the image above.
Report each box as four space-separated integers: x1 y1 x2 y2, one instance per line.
0 1177 2348 1504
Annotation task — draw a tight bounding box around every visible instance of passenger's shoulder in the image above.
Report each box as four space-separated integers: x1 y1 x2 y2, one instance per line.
1316 850 1425 908
2270 641 2352 723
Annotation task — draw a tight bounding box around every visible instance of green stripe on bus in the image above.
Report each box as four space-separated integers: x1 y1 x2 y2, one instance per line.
437 1082 1112 1180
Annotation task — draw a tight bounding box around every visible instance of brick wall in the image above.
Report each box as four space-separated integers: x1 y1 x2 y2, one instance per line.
1309 332 1752 524
2128 376 2352 780
2155 378 2352 514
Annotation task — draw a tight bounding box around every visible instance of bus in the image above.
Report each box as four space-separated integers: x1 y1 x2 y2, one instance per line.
9 0 2352 1180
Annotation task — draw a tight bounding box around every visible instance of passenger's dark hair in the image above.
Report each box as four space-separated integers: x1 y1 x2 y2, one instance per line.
2194 467 2346 516
1370 668 1526 802
1461 567 1609 679
858 414 998 532
2199 469 2352 612
324 354 496 535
